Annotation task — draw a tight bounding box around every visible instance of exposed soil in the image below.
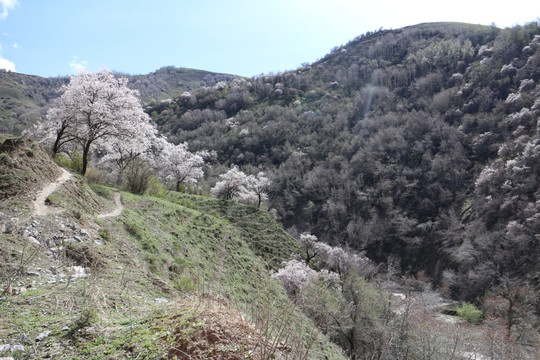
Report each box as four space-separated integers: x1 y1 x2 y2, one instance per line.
167 298 290 360
97 192 124 218
31 169 124 219
33 167 73 216
0 136 61 204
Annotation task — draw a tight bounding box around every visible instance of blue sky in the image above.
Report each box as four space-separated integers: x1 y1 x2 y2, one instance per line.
0 0 538 77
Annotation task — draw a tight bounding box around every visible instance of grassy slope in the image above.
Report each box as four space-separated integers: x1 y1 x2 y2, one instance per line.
166 192 300 269
0 73 41 111
0 141 344 359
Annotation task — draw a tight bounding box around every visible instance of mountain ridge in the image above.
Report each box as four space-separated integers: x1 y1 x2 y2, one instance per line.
0 21 499 134
3 21 538 301
0 66 240 134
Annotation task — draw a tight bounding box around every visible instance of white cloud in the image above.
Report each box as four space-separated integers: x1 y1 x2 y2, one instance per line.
12 41 18 49
69 56 89 73
0 55 15 71
0 0 19 21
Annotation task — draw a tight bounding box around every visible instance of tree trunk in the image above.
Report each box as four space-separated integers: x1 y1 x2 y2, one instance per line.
52 125 66 156
81 140 92 176
507 298 514 334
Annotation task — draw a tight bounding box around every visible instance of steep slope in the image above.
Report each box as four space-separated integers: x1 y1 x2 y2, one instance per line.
148 21 540 304
0 137 344 359
0 134 62 204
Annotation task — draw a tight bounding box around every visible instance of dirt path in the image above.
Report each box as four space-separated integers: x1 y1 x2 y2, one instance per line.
33 168 124 219
33 167 74 216
97 192 124 219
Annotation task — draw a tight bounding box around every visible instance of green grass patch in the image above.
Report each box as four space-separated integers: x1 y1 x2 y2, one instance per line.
89 183 114 200
165 192 299 269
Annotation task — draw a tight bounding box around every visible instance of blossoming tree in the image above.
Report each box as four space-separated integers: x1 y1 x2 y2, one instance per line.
158 140 208 191
210 165 248 200
40 70 152 175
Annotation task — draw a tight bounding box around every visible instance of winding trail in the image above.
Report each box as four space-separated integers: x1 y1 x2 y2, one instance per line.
33 168 74 216
97 192 124 218
33 168 124 218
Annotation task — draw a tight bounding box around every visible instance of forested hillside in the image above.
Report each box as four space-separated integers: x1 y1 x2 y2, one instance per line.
148 22 540 305
1 20 539 359
0 66 237 135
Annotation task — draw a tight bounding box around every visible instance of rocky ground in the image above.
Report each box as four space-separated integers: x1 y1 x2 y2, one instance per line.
0 173 123 358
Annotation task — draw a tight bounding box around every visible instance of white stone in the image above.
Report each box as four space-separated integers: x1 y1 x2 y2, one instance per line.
27 236 40 245
9 344 24 352
35 331 51 342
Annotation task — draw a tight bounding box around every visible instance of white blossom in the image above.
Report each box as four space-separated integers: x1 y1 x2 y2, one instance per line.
505 93 521 104
158 141 206 191
225 117 239 128
214 81 227 90
500 63 516 76
518 79 535 92
33 70 152 175
298 232 377 277
272 259 321 295
211 165 248 200
477 45 492 57
474 166 496 189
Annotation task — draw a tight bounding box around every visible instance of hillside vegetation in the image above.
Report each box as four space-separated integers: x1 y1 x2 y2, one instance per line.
0 67 238 135
0 136 344 359
148 22 540 306
1 21 540 359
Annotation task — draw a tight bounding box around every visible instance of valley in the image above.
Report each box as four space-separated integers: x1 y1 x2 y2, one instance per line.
1 21 539 359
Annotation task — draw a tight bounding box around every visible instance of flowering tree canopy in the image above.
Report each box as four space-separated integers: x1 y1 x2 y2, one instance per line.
272 259 341 297
211 165 248 200
158 141 207 191
211 166 271 207
40 70 151 175
245 171 271 208
96 117 158 182
299 232 377 277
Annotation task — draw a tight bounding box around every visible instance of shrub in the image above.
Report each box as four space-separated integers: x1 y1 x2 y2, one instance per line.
85 166 105 184
68 307 98 335
89 184 112 199
146 175 168 198
64 242 104 269
123 158 153 194
174 274 194 292
98 228 110 242
455 302 483 323
124 220 143 239
55 152 83 173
